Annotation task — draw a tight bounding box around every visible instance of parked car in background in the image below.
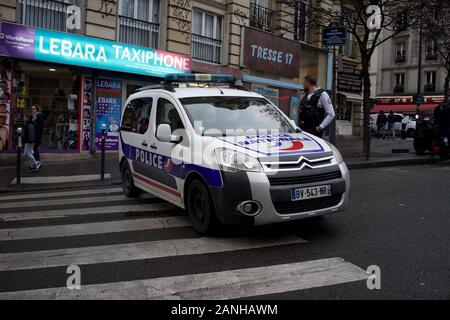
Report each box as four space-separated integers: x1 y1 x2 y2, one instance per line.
370 113 416 137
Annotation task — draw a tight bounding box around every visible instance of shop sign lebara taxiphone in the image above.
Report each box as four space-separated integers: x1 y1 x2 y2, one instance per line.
0 22 192 77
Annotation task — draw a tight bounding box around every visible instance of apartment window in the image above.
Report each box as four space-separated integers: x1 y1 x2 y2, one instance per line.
294 0 309 42
395 42 406 63
249 0 274 32
424 71 436 93
425 39 438 61
19 0 79 32
397 12 408 32
394 73 405 94
192 10 222 64
118 0 160 48
342 8 354 57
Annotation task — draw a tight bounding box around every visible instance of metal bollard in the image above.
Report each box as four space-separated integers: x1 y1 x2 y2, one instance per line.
100 123 106 183
16 127 22 186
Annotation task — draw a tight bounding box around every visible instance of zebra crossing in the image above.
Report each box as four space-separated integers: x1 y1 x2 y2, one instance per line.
0 184 369 299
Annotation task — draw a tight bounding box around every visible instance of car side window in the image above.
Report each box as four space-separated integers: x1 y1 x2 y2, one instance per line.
156 98 184 133
395 115 403 122
121 98 153 134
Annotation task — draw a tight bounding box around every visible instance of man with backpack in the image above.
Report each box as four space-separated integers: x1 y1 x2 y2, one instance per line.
298 75 335 138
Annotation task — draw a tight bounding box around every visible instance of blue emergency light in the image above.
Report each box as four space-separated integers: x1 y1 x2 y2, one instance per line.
164 74 235 84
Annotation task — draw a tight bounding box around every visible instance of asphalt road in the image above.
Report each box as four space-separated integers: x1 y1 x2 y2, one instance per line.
0 163 449 299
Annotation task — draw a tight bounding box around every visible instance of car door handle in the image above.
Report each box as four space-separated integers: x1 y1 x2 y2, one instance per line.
141 141 148 147
150 144 157 150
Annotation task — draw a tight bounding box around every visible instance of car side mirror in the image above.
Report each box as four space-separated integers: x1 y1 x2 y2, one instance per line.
156 123 182 143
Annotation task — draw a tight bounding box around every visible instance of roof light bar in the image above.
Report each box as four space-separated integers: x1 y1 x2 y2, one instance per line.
164 74 235 84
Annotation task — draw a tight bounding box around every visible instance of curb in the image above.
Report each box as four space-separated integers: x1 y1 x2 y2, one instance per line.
346 157 441 169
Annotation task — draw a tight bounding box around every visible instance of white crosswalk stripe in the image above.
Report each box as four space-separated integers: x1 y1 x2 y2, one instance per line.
0 216 191 241
0 187 123 201
0 258 369 300
0 194 132 209
0 235 306 271
0 203 177 221
0 185 367 299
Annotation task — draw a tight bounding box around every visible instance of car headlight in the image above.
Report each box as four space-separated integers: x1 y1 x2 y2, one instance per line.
214 148 262 172
326 141 344 164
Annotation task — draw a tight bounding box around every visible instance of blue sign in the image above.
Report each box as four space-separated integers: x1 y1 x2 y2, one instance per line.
413 94 425 105
322 26 347 46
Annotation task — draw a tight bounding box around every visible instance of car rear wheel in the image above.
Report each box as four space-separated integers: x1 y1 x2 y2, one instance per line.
121 161 141 198
187 179 221 235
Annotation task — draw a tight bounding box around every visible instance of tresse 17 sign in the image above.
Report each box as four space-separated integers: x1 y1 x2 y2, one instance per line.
0 22 192 77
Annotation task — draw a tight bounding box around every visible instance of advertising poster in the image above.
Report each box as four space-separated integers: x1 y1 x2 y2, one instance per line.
0 58 13 150
81 76 92 152
95 78 122 151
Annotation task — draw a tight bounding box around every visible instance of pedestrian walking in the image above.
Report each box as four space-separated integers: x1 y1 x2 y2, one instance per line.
31 105 44 169
401 113 409 139
376 110 387 139
24 115 39 172
387 110 396 140
298 75 335 138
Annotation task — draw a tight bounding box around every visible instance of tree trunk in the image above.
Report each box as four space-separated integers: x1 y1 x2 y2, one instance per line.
444 68 449 103
361 56 372 160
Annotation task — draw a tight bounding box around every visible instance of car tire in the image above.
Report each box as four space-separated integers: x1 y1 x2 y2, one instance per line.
121 161 141 198
187 179 221 235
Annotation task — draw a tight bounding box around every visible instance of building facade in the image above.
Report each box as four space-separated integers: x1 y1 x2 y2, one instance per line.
0 0 360 156
371 28 447 114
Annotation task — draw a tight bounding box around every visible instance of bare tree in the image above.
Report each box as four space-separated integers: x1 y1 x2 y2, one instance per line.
419 0 450 103
303 0 421 159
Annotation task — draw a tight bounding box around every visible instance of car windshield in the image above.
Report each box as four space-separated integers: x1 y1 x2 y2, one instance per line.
179 96 296 136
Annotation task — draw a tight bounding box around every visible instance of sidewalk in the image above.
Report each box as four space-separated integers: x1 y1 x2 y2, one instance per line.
336 135 439 169
0 153 120 192
0 137 443 192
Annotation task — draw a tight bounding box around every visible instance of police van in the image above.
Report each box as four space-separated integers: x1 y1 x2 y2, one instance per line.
119 74 350 234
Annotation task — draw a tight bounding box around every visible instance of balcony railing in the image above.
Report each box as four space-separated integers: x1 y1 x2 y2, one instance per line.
393 84 404 94
424 83 436 93
118 15 160 48
249 3 274 32
425 53 437 61
20 0 79 32
192 34 222 64
395 55 406 63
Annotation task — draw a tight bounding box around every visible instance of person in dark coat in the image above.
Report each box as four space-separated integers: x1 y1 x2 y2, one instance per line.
376 110 387 139
24 116 38 171
31 105 44 169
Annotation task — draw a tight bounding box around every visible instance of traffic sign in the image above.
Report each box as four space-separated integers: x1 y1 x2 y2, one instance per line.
322 26 347 46
413 94 425 105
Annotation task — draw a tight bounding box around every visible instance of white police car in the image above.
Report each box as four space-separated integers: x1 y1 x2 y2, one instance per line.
119 74 350 234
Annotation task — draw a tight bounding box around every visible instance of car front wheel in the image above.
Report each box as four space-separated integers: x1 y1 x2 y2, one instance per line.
121 161 141 198
187 179 221 235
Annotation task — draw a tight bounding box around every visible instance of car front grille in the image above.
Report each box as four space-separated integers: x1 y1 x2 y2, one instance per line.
273 195 343 215
268 170 342 186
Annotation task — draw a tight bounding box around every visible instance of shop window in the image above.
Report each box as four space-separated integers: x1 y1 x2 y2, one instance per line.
156 98 184 133
10 62 80 151
336 95 352 121
121 98 153 134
